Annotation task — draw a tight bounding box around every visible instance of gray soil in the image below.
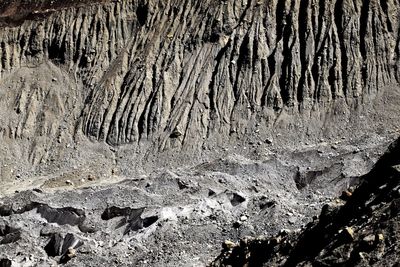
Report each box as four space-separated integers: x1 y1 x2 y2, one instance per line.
0 0 399 266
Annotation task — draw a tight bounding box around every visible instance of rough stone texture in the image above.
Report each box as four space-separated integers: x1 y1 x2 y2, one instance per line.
212 137 400 267
0 0 400 266
0 135 396 266
0 0 399 173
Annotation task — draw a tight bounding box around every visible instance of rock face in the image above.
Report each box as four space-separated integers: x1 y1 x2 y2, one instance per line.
0 0 399 172
0 0 400 266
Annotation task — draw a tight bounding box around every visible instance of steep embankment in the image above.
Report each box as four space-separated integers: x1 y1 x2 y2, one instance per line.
0 0 399 174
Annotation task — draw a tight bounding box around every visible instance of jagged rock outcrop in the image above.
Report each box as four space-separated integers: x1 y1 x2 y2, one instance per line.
0 0 399 171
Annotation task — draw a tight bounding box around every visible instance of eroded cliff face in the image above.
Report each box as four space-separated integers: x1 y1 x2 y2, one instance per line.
0 0 399 169
0 1 399 266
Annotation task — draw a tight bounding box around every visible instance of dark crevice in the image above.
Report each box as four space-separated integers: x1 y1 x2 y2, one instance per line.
1 42 5 69
232 33 251 100
334 0 348 98
37 205 86 227
228 192 246 206
143 216 158 228
0 201 40 216
45 233 83 264
48 39 66 65
279 13 293 104
260 50 276 107
137 104 148 141
379 0 393 33
209 41 230 113
275 0 286 41
141 90 157 141
297 0 309 103
0 224 21 245
252 29 258 70
315 0 327 48
136 3 148 26
359 1 369 62
106 72 134 144
146 84 160 140
328 65 337 99
101 206 157 234
311 55 320 101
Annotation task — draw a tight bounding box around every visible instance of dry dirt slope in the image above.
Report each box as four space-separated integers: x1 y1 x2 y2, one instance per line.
0 0 399 173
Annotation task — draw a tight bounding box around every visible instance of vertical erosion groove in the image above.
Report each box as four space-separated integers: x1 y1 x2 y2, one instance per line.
334 0 348 98
297 0 309 104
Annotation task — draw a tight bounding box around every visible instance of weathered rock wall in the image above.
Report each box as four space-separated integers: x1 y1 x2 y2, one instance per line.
0 0 399 166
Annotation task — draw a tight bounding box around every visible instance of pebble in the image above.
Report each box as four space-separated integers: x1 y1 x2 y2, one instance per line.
363 234 375 244
343 226 355 240
67 248 76 258
223 240 237 249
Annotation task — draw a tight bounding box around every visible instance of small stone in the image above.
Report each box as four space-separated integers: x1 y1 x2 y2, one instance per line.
358 252 367 261
342 226 355 241
240 215 248 221
223 240 237 250
233 221 242 228
363 234 375 245
288 217 296 225
377 233 384 241
65 180 74 186
265 138 273 144
340 190 352 201
67 248 76 258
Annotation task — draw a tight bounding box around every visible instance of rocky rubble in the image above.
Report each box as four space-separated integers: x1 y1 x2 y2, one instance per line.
211 137 400 267
0 135 395 266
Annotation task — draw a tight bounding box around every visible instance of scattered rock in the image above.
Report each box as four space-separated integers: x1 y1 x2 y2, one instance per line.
340 190 353 201
341 227 355 241
222 240 237 250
